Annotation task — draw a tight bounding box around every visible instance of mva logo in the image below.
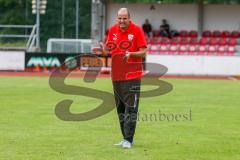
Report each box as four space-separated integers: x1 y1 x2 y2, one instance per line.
27 57 61 67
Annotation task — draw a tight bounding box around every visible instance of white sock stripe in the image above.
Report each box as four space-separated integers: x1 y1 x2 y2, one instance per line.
134 93 137 108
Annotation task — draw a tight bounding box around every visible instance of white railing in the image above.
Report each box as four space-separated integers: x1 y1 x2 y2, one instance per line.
0 24 37 51
26 25 37 51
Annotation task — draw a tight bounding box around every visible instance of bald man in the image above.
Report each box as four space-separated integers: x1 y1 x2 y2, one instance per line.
104 8 147 149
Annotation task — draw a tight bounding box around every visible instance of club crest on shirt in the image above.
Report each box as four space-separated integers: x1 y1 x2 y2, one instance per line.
128 34 134 41
113 33 117 41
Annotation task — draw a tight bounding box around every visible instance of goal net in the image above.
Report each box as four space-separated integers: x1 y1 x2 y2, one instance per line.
47 38 92 53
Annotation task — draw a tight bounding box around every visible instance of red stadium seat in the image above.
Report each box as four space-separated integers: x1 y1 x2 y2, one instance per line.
199 37 209 45
212 30 221 38
222 31 231 38
179 37 189 45
209 38 219 45
145 35 150 43
148 44 160 54
169 44 179 55
179 30 188 37
188 45 198 55
189 38 199 45
219 38 228 46
145 38 149 44
159 44 169 54
171 37 180 45
202 30 212 37
226 46 236 56
152 30 160 37
217 46 227 55
179 45 188 55
229 38 237 46
159 37 171 44
231 31 240 38
149 37 160 44
198 45 208 55
189 30 198 38
208 45 217 55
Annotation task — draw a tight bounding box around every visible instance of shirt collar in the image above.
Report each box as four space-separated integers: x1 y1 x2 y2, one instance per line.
118 21 133 33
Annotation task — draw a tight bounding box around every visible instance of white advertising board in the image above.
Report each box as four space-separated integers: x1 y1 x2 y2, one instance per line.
0 51 25 71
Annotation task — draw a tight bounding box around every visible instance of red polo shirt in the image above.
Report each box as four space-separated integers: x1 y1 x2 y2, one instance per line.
106 21 147 81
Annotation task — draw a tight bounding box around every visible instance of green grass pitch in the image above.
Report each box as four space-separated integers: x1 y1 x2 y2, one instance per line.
0 76 240 160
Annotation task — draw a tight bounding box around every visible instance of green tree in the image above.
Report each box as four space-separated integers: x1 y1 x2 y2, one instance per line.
38 0 91 49
0 0 91 50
